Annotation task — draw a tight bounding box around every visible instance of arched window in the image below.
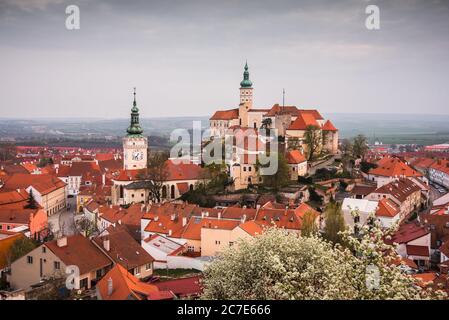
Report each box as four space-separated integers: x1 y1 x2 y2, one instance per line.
189 184 194 191
170 185 175 199
162 185 167 199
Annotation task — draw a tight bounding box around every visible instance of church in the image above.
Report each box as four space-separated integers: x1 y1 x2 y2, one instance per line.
111 89 205 206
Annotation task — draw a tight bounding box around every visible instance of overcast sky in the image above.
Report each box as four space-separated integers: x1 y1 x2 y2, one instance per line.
0 0 448 119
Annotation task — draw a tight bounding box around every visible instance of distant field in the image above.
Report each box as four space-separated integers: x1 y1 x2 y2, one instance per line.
1 113 449 146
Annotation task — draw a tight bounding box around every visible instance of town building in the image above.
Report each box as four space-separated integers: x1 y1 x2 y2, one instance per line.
8 235 112 291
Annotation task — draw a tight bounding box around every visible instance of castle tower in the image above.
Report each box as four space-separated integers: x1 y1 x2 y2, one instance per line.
123 88 148 170
239 61 253 108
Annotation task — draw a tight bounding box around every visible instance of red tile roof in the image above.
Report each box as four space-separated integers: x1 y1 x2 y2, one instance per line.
406 245 429 257
369 157 422 178
430 159 449 176
0 189 29 206
3 173 66 195
0 208 42 225
321 120 338 131
287 113 319 130
93 225 154 269
373 178 421 202
96 264 166 300
387 223 429 244
286 150 307 164
165 160 204 181
264 104 299 117
113 169 142 182
210 108 239 120
45 235 112 275
376 198 399 217
153 275 202 297
239 220 263 236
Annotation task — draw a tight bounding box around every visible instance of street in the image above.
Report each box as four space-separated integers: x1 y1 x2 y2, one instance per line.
47 196 77 236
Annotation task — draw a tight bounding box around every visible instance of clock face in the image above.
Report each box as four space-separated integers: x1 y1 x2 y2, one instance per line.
132 151 143 161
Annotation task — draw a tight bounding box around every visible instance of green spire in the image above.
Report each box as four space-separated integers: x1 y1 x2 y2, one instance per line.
126 87 143 136
240 61 253 88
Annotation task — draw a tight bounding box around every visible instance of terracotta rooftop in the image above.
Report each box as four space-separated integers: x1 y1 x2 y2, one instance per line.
45 235 112 275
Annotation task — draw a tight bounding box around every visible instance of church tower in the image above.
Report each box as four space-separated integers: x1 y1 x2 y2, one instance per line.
239 61 253 108
123 88 148 170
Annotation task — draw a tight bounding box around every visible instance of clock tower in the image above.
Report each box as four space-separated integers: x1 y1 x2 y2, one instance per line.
123 88 148 170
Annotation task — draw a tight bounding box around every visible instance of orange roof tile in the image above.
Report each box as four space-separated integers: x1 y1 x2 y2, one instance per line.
286 150 307 164
321 120 338 131
45 235 112 275
287 113 319 130
369 157 422 178
210 108 239 120
376 198 400 217
239 220 263 236
96 264 165 300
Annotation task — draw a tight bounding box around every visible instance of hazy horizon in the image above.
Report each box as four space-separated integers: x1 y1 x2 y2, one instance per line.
1 0 449 118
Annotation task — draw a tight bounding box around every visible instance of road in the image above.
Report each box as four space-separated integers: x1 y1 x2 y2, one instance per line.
47 196 77 236
308 155 339 176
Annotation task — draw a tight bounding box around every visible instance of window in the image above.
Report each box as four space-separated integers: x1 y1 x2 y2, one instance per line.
146 263 152 271
133 267 141 275
243 167 247 172
42 247 46 253
54 261 60 270
187 246 194 252
79 278 88 289
248 167 252 172
27 256 33 264
215 240 221 245
7 225 11 230
96 269 104 279
229 242 234 247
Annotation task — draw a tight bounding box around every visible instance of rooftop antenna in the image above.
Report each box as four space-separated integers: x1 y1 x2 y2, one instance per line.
282 88 285 113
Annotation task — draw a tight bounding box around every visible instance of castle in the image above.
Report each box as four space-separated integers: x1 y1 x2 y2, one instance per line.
209 62 339 155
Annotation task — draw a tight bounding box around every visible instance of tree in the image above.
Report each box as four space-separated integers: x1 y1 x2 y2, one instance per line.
323 202 345 245
352 134 368 159
304 125 321 161
287 137 301 151
259 153 290 191
301 210 319 237
7 237 37 264
0 142 16 162
25 189 38 209
360 161 377 173
261 118 272 130
137 152 169 202
38 157 53 168
201 227 445 300
75 216 97 237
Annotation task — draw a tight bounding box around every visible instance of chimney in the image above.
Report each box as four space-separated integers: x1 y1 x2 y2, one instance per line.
103 237 110 251
182 217 187 227
168 229 172 236
57 237 67 248
102 174 106 185
107 277 113 296
201 211 205 218
218 212 221 219
170 214 175 221
241 214 247 223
